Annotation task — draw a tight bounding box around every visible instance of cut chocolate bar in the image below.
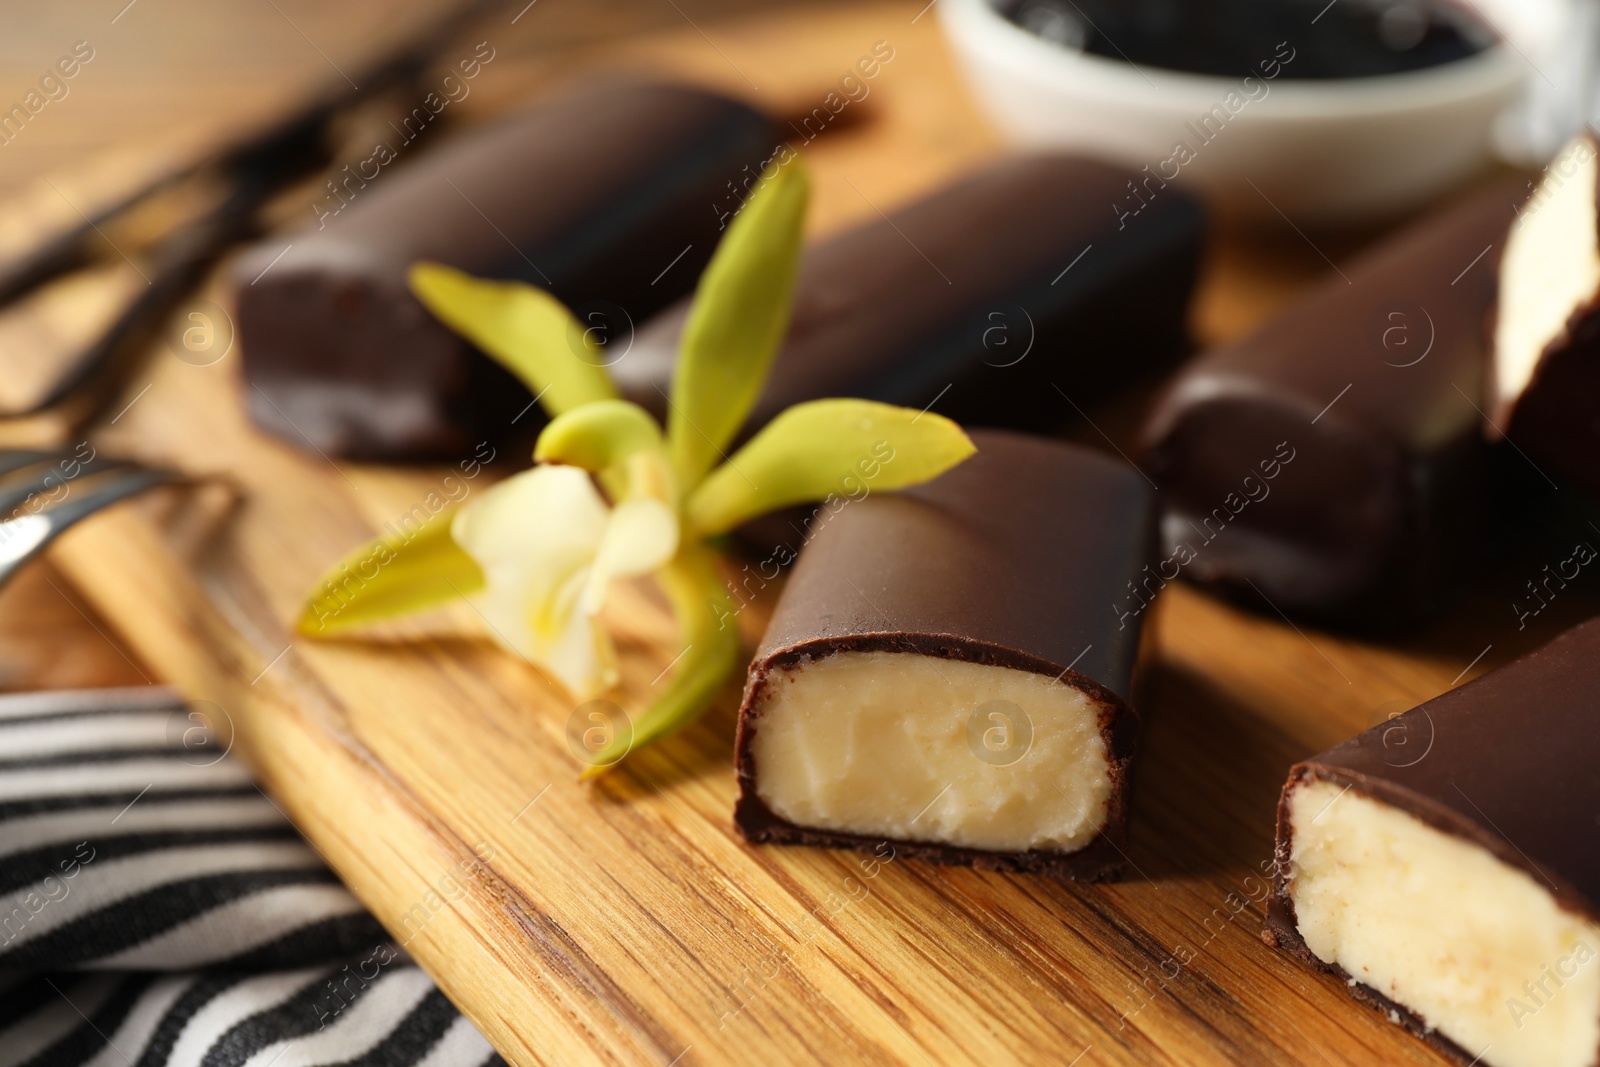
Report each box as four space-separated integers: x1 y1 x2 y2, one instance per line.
1490 131 1600 498
233 80 777 460
1266 616 1600 1067
611 155 1204 433
732 430 1155 879
1139 180 1524 626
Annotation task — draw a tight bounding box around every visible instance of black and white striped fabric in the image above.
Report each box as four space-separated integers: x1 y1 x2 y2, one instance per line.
0 688 505 1067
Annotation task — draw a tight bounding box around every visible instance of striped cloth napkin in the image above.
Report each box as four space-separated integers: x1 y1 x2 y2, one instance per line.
0 688 505 1067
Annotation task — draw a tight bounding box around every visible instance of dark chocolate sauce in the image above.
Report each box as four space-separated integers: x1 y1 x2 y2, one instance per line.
1003 0 1491 79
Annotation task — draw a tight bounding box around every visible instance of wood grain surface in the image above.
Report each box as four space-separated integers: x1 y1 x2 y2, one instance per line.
5 2 1591 1064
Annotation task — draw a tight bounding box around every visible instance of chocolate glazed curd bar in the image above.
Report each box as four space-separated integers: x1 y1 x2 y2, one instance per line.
1139 180 1524 626
1265 616 1600 1067
733 431 1156 880
1490 131 1600 497
233 80 776 460
612 155 1205 433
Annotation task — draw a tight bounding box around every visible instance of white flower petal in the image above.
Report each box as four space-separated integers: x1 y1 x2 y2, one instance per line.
582 498 680 614
451 466 617 696
451 466 607 567
542 577 621 699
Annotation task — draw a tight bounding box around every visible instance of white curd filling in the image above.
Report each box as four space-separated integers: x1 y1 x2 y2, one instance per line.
749 650 1114 853
1494 137 1600 414
1287 779 1600 1067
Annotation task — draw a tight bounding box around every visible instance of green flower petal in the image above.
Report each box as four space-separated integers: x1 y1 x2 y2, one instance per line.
535 399 664 473
684 399 977 537
409 262 617 418
667 158 809 488
298 508 485 635
581 545 740 778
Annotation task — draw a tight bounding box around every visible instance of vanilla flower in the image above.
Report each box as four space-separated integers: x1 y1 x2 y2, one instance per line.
300 159 975 774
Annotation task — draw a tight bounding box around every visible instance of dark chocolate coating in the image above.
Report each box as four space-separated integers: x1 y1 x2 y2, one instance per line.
1492 132 1600 500
1265 615 1600 1066
233 80 777 460
611 155 1204 434
732 430 1157 879
1140 180 1525 627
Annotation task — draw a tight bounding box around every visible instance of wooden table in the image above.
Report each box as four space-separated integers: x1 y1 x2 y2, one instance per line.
6 2 1585 1064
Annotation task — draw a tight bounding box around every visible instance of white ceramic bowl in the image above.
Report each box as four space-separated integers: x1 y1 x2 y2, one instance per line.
939 0 1527 222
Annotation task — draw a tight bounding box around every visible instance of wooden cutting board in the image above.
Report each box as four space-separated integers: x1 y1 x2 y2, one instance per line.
22 3 1587 1064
